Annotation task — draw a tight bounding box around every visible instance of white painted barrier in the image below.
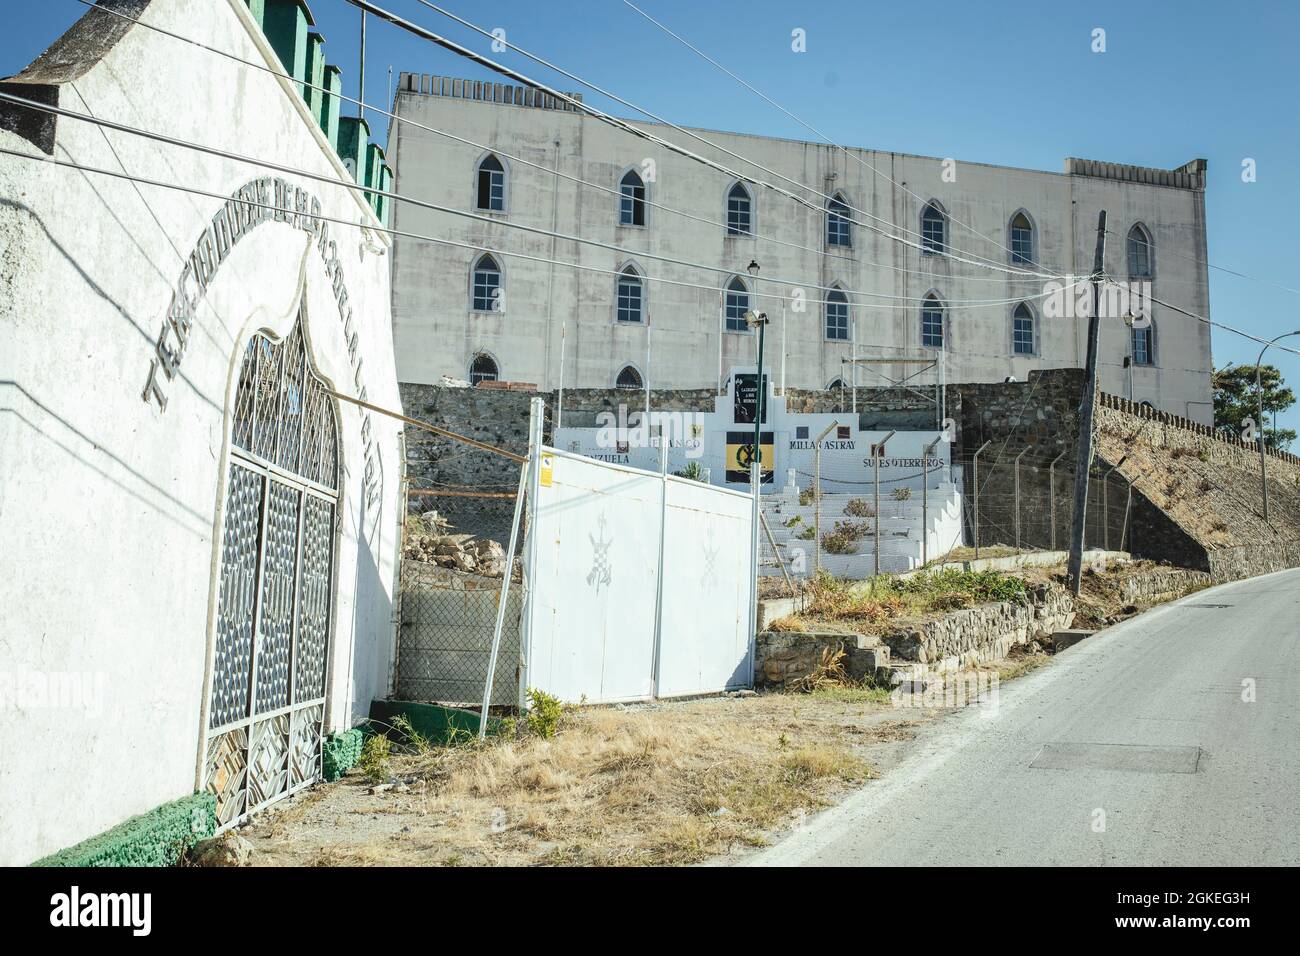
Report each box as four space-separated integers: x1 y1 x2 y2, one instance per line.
522 447 755 704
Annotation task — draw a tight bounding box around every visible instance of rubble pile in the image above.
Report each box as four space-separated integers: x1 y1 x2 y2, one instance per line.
402 509 507 577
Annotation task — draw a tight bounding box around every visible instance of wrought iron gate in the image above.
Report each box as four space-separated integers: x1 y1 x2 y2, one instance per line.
203 306 340 830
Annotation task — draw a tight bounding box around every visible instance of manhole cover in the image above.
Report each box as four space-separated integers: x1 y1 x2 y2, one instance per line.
1029 743 1201 774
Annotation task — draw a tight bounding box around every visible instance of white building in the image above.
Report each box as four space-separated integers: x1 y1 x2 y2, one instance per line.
0 0 402 864
388 74 1214 424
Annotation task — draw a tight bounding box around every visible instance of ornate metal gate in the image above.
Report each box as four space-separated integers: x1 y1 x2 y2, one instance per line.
203 305 340 830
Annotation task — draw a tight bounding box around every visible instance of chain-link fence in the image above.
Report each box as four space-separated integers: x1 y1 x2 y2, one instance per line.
393 560 524 707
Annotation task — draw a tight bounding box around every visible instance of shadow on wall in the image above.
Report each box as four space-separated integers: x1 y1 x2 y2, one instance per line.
0 380 211 537
348 479 395 719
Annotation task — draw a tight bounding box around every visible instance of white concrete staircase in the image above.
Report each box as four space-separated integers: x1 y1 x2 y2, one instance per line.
759 482 964 579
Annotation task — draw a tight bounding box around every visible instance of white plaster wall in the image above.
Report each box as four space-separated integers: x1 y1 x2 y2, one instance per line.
0 0 402 865
389 90 1213 424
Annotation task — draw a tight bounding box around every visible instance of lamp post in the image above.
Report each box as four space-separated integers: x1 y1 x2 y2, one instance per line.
1254 330 1300 523
745 260 768 480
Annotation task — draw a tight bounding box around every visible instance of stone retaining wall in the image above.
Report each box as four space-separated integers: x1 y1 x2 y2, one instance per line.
880 584 1075 670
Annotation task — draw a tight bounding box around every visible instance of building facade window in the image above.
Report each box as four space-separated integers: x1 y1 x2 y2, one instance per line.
1012 302 1035 354
726 182 754 236
1010 212 1034 264
825 288 850 341
921 202 946 254
471 254 502 312
616 266 644 324
470 353 499 384
615 365 643 389
1128 223 1153 278
619 169 647 226
725 276 751 331
827 193 852 247
1132 322 1155 366
921 293 945 348
475 153 505 211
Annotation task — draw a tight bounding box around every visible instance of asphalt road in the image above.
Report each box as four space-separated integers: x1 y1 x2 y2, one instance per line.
754 569 1300 866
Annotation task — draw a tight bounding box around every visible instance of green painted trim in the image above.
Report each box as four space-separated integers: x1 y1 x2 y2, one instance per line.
337 116 370 185
263 0 310 96
245 0 267 28
322 728 364 781
370 699 505 745
318 64 342 145
31 792 215 868
304 32 326 112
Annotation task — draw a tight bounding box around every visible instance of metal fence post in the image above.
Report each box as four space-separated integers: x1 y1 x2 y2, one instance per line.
650 438 669 698
516 398 545 717
479 443 532 739
922 434 941 566
972 440 992 559
873 431 895 577
1013 446 1029 552
1048 451 1066 552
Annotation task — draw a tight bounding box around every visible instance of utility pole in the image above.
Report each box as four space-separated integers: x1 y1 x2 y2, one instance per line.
1067 211 1108 595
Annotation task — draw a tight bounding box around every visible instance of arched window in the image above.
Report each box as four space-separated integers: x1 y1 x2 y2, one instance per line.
1132 320 1155 366
206 303 339 829
726 182 754 236
475 153 506 211
827 193 852 247
827 377 845 390
615 365 643 390
616 265 644 324
471 254 501 312
1012 302 1035 355
921 293 945 348
921 202 946 254
470 353 499 384
1009 212 1034 264
825 287 850 341
725 276 750 331
619 168 646 226
1127 224 1153 278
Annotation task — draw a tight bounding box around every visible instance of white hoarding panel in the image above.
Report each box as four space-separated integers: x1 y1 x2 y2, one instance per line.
525 450 662 704
656 478 754 697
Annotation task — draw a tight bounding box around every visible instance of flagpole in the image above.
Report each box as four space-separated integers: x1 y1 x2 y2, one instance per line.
556 320 566 429
645 310 651 421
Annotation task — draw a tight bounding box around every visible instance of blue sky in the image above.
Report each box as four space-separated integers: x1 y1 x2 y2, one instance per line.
5 0 1299 431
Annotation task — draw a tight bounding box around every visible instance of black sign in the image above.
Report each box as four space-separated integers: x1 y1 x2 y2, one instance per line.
733 373 769 425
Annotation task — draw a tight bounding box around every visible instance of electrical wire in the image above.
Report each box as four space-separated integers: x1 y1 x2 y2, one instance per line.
619 0 1041 267
0 88 1080 309
72 0 1062 287
0 144 1089 315
345 0 1066 281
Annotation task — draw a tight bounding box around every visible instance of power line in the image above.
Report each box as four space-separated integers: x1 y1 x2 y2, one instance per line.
619 0 1037 267
345 0 1065 281
1104 228 1300 297
0 144 1087 316
0 90 1080 311
69 2 1065 286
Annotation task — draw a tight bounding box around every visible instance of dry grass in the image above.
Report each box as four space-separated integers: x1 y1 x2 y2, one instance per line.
242 694 913 867
766 614 807 633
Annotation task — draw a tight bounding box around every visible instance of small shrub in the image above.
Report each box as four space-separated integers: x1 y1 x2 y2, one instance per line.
390 714 430 753
783 515 803 528
833 518 872 541
767 615 807 633
796 525 816 540
844 498 875 517
789 647 848 692
890 486 912 501
358 733 392 783
821 531 857 554
526 688 566 739
799 487 820 506
673 461 706 482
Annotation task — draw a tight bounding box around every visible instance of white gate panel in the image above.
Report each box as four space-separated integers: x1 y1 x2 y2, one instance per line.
656 477 754 697
525 450 662 704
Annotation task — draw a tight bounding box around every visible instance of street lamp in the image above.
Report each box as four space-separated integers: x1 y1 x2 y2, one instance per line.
744 259 768 486
1122 307 1136 402
1254 330 1300 522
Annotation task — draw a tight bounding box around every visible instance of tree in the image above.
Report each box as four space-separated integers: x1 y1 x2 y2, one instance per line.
1213 364 1296 450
